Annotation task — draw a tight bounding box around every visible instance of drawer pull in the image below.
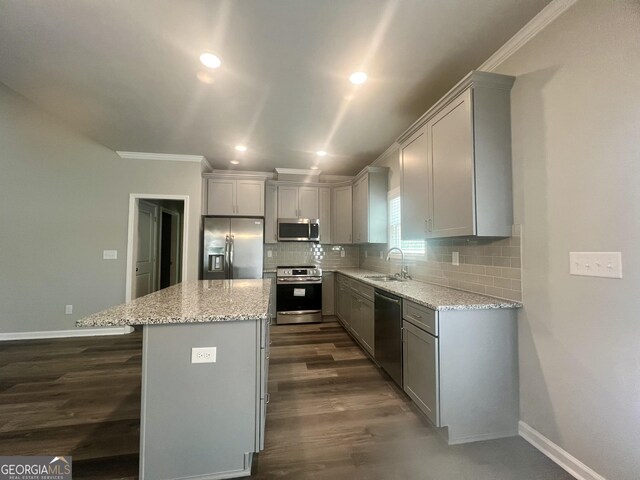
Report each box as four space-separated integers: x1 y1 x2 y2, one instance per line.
413 313 422 319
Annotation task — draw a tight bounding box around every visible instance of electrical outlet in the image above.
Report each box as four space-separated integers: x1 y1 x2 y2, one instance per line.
65 305 73 315
452 252 459 266
103 250 118 260
267 250 273 258
340 250 345 258
364 250 368 258
379 251 383 259
191 347 217 364
569 252 622 278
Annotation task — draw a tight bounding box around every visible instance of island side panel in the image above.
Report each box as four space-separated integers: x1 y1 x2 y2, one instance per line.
438 308 519 444
140 321 259 480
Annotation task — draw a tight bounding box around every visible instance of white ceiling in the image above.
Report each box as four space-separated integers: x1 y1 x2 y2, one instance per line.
0 0 550 175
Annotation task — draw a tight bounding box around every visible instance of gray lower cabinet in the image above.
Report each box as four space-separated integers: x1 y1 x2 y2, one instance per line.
336 277 351 330
322 272 335 316
356 295 374 355
335 275 374 356
403 319 439 426
264 273 276 320
139 316 270 479
402 301 518 444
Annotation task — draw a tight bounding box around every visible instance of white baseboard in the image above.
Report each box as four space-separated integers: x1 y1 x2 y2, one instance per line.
519 421 606 480
0 326 134 341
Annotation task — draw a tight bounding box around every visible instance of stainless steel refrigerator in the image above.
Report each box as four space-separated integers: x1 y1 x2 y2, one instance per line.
201 217 264 280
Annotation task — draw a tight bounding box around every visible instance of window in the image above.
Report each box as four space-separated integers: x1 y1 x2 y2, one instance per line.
388 188 426 256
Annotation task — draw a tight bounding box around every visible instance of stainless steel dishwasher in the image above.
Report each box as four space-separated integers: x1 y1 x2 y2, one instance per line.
374 289 403 386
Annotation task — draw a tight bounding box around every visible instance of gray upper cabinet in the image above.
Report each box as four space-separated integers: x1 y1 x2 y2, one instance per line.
398 71 515 239
319 187 332 244
277 186 319 219
264 184 278 244
332 185 352 244
352 167 388 244
277 186 299 218
400 129 431 240
206 178 265 216
428 90 474 237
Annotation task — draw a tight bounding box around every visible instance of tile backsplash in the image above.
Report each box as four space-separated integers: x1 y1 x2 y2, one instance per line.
359 225 522 301
264 243 360 271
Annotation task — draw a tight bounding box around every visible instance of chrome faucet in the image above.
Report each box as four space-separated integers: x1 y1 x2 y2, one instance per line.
385 247 410 279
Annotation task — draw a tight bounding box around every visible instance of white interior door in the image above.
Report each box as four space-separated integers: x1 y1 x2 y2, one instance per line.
134 200 158 299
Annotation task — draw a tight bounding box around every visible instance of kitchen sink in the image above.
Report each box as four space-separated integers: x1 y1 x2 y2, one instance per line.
363 275 407 282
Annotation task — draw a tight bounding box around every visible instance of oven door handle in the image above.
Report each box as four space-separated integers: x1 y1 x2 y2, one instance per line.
276 278 322 284
277 310 322 315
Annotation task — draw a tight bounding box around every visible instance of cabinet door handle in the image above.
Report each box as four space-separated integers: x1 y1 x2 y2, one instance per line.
427 218 433 232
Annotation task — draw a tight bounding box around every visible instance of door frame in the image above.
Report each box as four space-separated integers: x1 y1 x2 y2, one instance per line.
158 207 182 289
126 194 190 303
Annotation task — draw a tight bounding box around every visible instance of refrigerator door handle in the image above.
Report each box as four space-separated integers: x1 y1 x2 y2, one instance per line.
224 235 230 277
229 235 235 279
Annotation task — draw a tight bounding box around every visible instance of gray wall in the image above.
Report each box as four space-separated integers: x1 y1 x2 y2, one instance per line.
0 83 202 333
493 1 640 478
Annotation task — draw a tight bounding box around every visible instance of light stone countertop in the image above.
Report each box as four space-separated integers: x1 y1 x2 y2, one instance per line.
76 279 271 327
335 268 521 311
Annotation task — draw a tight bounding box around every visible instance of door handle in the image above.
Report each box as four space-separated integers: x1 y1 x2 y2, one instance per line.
427 218 433 233
224 235 230 275
374 291 401 305
229 235 235 279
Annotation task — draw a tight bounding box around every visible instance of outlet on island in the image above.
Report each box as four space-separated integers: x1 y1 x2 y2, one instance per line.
191 347 217 364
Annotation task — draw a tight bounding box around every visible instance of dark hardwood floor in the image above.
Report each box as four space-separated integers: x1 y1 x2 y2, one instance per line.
0 321 572 480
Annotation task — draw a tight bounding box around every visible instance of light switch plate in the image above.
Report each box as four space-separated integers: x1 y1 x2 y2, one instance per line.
267 250 273 258
65 305 73 315
103 250 118 260
569 252 622 278
452 252 460 266
191 347 217 364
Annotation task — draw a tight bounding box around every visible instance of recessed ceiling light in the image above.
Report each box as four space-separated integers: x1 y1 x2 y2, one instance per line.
230 160 240 165
310 166 319 170
196 71 215 84
349 71 368 85
316 150 327 157
235 145 247 152
200 52 222 69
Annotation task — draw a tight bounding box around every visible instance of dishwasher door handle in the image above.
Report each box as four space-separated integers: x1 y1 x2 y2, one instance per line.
374 291 401 305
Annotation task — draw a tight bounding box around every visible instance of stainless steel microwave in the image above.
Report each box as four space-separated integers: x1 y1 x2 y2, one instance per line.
277 218 320 242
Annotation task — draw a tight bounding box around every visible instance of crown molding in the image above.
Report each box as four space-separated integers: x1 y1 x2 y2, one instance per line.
116 151 206 163
203 170 274 180
201 156 214 171
478 0 578 72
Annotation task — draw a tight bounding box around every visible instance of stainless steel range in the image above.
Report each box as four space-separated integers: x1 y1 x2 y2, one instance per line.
276 265 323 324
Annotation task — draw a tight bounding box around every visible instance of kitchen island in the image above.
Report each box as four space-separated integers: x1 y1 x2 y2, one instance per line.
77 279 272 480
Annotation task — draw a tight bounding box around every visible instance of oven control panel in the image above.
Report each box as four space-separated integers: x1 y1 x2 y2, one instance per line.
276 266 322 277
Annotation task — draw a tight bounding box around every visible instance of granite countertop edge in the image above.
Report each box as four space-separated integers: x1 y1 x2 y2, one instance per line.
334 268 522 311
76 279 271 328
77 312 270 328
